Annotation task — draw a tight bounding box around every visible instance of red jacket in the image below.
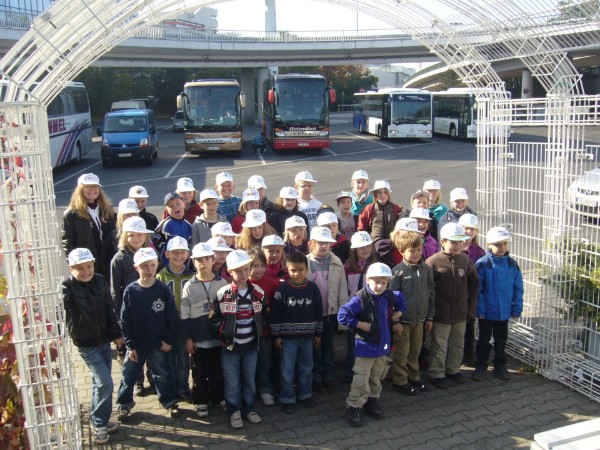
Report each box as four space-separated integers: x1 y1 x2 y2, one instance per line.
357 201 403 237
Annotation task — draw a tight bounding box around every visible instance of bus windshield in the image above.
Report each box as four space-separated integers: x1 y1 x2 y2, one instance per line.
183 85 240 130
273 79 328 126
391 94 432 126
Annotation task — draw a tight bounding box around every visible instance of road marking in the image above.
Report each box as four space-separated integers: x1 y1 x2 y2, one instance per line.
344 131 394 148
53 160 101 186
324 148 337 156
164 153 188 178
258 152 267 165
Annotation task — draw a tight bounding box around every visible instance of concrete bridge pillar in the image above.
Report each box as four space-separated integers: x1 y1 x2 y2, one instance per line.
241 68 256 125
521 70 533 99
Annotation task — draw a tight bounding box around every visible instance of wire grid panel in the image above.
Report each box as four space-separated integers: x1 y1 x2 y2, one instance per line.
0 102 81 448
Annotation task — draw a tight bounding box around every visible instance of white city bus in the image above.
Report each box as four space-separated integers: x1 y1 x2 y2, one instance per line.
353 88 432 139
1 81 93 168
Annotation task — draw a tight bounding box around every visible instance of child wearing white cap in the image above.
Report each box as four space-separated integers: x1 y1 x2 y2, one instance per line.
307 227 349 392
338 262 407 427
62 173 116 278
129 185 159 231
357 180 403 242
164 177 202 224
231 188 261 234
210 222 239 249
423 180 448 223
248 175 276 217
153 192 193 266
191 189 227 247
283 215 310 256
156 237 195 401
472 227 523 381
425 223 479 390
262 234 288 282
270 187 310 235
350 170 373 216
215 172 242 222
181 243 228 417
235 209 278 252
211 250 268 429
438 187 477 236
101 199 140 275
294 171 323 228
206 237 234 282
63 248 124 444
336 190 357 241
317 211 350 263
116 247 181 420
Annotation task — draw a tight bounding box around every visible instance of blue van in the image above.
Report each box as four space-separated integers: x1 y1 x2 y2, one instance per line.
97 109 158 167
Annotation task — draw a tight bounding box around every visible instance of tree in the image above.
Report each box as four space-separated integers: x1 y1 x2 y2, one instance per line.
439 69 462 90
552 0 600 22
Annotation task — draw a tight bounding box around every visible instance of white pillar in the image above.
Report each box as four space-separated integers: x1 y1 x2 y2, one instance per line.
521 70 533 99
265 0 276 38
241 68 256 125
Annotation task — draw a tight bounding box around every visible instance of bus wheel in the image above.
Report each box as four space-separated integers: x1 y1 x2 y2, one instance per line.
377 126 382 138
359 122 365 134
449 125 457 139
75 142 82 163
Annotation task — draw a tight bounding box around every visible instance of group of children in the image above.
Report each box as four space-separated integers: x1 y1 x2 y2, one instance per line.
61 168 524 441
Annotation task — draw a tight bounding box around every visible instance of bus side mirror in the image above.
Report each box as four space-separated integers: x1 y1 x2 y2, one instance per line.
96 127 102 136
240 94 247 109
268 89 275 104
176 94 183 110
329 88 336 104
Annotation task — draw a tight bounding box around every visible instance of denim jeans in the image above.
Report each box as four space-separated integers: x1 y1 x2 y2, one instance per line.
78 342 114 428
475 319 509 370
221 346 257 416
257 336 274 395
169 336 190 395
117 348 177 409
279 337 313 404
313 315 336 384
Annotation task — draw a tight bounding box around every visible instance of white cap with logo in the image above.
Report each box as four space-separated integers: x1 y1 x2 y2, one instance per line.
191 242 214 258
206 236 234 252
242 209 267 228
133 247 158 265
317 212 338 226
216 172 234 185
351 231 373 249
440 223 469 241
423 179 441 190
122 216 154 234
487 226 511 244
459 213 479 229
242 188 260 204
248 175 267 190
68 248 95 266
118 198 140 214
310 226 336 243
352 169 369 180
129 185 149 198
409 207 431 221
394 217 421 233
450 188 469 201
167 236 190 252
78 173 101 186
285 215 307 229
369 180 392 194
177 177 195 192
262 235 285 247
211 222 239 237
279 187 299 199
366 262 393 279
199 189 219 203
226 249 252 269
295 171 318 183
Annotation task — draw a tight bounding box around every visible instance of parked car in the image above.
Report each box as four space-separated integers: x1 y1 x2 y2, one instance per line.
172 110 184 132
97 109 158 167
567 167 600 217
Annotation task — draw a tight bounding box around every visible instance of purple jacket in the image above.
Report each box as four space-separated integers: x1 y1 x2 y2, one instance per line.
465 243 485 264
422 235 439 260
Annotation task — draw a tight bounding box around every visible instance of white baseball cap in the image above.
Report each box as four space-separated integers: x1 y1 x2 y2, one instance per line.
450 188 469 201
78 173 101 186
68 248 95 266
133 247 158 265
242 209 267 228
248 175 267 190
129 185 149 198
226 249 252 269
487 226 511 244
285 215 307 230
207 236 234 252
211 222 239 237
423 180 442 190
351 231 373 249
118 198 140 214
279 186 299 199
317 211 338 226
167 236 190 252
177 177 195 192
440 223 469 241
310 226 336 243
199 189 219 203
295 171 318 183
262 235 285 247
366 262 393 279
369 180 392 194
459 213 479 229
394 217 422 233
242 188 260 204
191 242 214 258
409 207 431 221
122 216 154 234
216 171 234 185
352 169 369 180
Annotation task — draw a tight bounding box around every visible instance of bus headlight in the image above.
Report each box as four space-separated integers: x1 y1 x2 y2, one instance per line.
230 138 241 143
101 139 109 148
275 131 286 137
140 138 149 147
389 130 398 136
319 131 329 137
186 138 196 144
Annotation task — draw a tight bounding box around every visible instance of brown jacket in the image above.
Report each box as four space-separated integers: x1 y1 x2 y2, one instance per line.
425 251 479 324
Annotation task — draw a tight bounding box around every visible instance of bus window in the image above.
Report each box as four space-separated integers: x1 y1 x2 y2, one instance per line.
47 95 65 117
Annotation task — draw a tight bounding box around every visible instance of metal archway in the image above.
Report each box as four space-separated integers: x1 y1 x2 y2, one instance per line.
1 1 600 447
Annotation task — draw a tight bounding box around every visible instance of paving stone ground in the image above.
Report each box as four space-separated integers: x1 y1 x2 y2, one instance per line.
75 334 600 449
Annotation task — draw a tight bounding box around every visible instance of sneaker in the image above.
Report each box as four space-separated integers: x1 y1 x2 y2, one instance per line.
493 366 510 380
472 367 485 381
431 377 449 390
230 410 243 429
392 383 418 396
260 392 275 406
410 379 433 392
218 400 227 410
178 390 192 402
312 382 325 394
167 404 181 418
147 384 157 395
195 404 209 418
363 398 383 419
117 404 133 421
94 427 109 444
281 403 296 414
447 372 468 384
346 407 362 427
245 411 262 424
300 397 316 408
133 384 144 396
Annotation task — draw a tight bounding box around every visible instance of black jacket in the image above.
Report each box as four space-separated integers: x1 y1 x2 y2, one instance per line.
62 274 122 347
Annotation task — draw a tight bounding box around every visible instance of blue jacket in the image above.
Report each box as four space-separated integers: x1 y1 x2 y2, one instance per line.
475 250 524 321
338 286 406 358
